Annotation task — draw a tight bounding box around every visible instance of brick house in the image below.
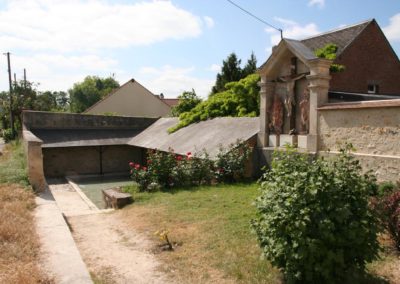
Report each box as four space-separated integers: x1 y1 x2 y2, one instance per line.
260 19 400 100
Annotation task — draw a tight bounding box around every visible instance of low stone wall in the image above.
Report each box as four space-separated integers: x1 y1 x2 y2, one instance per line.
23 111 157 130
318 101 400 156
317 100 400 182
43 145 144 177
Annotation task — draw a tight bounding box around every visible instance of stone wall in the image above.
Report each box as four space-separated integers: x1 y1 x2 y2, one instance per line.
43 145 144 177
318 104 400 155
318 101 400 182
23 111 157 130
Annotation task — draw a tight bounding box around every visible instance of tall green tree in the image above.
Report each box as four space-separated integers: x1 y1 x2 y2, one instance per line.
35 91 69 112
242 51 257 77
171 89 202 117
69 76 119 113
211 52 257 95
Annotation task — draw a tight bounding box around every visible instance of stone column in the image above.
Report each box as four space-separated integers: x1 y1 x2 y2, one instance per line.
306 59 331 152
257 76 275 147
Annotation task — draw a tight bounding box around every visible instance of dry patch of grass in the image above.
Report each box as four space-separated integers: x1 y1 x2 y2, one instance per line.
119 184 282 284
0 184 52 283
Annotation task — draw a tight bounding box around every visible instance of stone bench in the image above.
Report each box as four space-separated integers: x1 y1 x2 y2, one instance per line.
102 188 132 209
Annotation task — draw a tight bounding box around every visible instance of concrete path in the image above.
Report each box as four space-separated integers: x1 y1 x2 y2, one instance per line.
48 180 98 217
43 179 172 283
35 188 93 284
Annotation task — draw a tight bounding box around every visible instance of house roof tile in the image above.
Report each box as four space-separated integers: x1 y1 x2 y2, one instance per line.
301 19 373 55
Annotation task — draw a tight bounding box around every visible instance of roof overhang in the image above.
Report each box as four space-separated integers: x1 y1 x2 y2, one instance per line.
258 38 319 77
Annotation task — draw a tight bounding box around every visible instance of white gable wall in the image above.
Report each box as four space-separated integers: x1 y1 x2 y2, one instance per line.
85 81 171 117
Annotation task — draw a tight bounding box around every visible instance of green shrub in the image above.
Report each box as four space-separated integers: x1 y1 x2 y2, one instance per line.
215 140 252 183
168 74 260 133
188 150 214 186
129 142 252 191
314 43 345 73
2 128 14 143
371 189 400 251
129 162 153 192
147 148 177 188
377 181 397 197
251 145 380 283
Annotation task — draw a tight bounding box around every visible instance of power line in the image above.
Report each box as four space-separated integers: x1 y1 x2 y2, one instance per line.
226 0 283 39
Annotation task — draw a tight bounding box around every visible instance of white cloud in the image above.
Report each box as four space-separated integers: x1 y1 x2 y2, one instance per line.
0 53 119 91
138 65 214 98
308 0 325 8
208 64 221 72
383 13 400 41
0 0 204 52
265 17 320 48
204 16 215 28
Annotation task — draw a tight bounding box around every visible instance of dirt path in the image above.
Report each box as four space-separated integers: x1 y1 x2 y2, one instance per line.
48 182 172 284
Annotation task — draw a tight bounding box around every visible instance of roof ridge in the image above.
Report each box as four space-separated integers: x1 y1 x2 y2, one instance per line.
300 18 374 42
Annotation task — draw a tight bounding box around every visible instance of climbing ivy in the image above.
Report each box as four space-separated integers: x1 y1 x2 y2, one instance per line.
315 43 345 73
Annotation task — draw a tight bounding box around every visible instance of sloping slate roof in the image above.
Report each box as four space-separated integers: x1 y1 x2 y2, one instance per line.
32 129 140 148
301 19 372 55
128 117 259 158
161 98 179 107
285 39 318 61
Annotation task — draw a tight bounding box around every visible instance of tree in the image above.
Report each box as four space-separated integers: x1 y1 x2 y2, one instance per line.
242 51 257 77
171 89 202 117
169 74 260 133
35 91 69 112
211 52 257 95
69 76 119 113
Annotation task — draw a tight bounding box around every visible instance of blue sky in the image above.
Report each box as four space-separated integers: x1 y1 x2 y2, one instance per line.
0 0 399 98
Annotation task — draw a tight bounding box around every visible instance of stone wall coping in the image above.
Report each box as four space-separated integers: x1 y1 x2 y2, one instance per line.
318 99 400 110
23 130 43 144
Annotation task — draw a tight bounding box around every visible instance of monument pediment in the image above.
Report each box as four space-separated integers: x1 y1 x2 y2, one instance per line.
258 39 319 77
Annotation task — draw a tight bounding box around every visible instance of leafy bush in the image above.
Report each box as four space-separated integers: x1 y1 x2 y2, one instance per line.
314 43 345 73
188 150 214 186
377 181 397 197
146 148 177 188
2 128 14 143
129 142 252 191
129 162 152 192
252 145 380 283
371 189 400 251
215 141 252 183
168 74 260 133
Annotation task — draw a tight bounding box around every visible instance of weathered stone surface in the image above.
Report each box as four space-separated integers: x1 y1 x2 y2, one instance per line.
318 106 400 156
103 188 132 209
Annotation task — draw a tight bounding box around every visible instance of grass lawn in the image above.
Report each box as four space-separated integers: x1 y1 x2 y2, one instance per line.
0 141 52 283
121 183 282 284
120 183 400 284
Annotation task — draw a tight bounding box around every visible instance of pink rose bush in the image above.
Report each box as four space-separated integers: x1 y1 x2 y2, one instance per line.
129 140 251 192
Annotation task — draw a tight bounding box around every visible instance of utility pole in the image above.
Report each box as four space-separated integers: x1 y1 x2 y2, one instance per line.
13 73 16 87
23 68 26 89
4 52 15 138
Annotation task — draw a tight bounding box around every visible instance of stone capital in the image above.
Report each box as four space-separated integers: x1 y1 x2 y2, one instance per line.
308 58 332 76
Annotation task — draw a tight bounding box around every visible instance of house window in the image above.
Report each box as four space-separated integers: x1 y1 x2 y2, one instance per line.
367 84 379 94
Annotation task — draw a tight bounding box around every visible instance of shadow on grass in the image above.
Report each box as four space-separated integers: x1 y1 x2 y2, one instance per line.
343 272 388 284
